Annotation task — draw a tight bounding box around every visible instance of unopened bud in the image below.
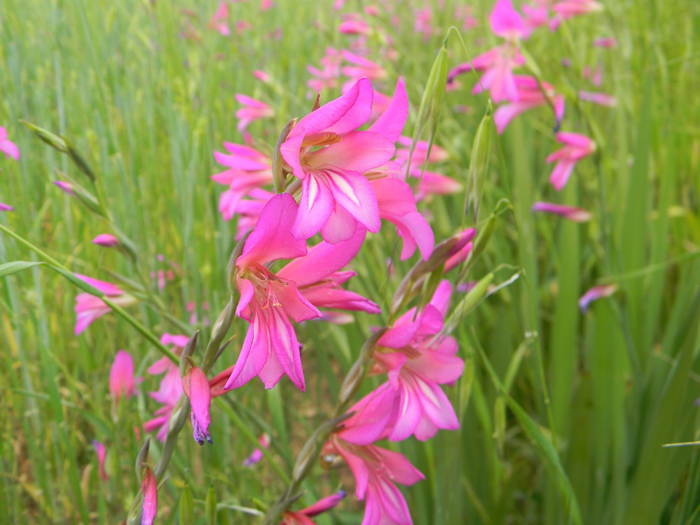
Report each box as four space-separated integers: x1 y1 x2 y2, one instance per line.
228 230 251 294
210 301 233 345
205 485 217 525
20 120 68 152
179 331 199 377
272 118 297 193
134 437 151 480
338 361 364 407
179 485 194 524
292 439 319 482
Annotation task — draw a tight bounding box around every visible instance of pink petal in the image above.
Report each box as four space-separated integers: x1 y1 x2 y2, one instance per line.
110 350 135 401
182 367 212 444
271 279 321 323
320 203 359 244
289 78 374 138
326 169 381 233
237 194 308 268
549 160 575 191
74 274 124 296
490 0 525 39
0 139 20 160
278 228 366 286
368 78 409 143
225 315 270 389
292 173 335 239
267 307 306 391
306 131 395 174
341 384 398 445
141 469 158 525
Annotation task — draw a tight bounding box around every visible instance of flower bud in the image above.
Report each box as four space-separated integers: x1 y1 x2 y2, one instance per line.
227 230 251 294
92 233 120 248
134 437 151 480
205 485 217 525
19 120 68 152
141 466 158 525
178 331 199 378
179 485 194 524
272 118 297 193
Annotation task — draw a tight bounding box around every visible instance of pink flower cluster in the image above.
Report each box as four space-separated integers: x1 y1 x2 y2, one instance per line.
321 279 467 524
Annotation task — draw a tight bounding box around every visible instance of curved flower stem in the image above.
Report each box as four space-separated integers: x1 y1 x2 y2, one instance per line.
260 328 388 525
125 298 236 524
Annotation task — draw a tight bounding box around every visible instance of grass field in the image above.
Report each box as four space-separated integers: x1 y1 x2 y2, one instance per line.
2 0 700 523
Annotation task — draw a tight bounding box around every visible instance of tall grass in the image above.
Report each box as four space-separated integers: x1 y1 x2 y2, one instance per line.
1 0 700 523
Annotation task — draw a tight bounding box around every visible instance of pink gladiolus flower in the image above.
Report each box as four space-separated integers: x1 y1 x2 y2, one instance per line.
282 491 346 525
280 78 402 243
547 132 596 190
339 15 370 35
0 127 19 160
579 91 617 107
522 3 550 36
365 5 380 16
92 233 120 248
444 229 477 272
236 20 253 34
261 0 274 10
324 436 424 525
183 366 212 445
307 47 342 93
367 282 462 442
254 70 271 83
552 0 603 19
340 50 387 89
242 433 271 467
455 5 479 31
212 142 273 221
593 37 617 48
579 284 617 313
414 8 435 41
141 467 158 525
493 76 565 134
93 441 108 481
277 227 380 314
0 202 14 211
144 334 189 441
490 0 526 40
227 200 380 391
448 1 528 102
225 194 321 391
336 282 463 446
53 181 76 196
235 95 274 131
110 350 136 402
74 275 137 335
532 202 591 222
208 2 231 36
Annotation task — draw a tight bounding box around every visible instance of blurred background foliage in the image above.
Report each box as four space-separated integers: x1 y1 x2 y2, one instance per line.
1 0 700 523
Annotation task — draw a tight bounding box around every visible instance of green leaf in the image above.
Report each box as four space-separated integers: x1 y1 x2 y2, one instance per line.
476 341 583 525
0 261 45 278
